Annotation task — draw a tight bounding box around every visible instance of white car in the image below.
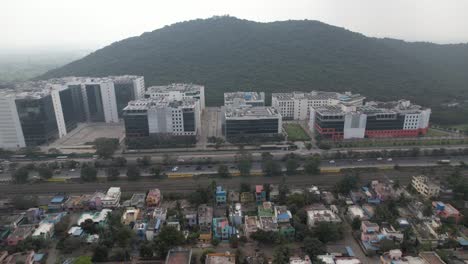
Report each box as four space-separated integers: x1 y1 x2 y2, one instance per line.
69 169 75 172
376 157 383 161
171 166 179 172
357 159 363 162
387 158 393 162
329 160 335 164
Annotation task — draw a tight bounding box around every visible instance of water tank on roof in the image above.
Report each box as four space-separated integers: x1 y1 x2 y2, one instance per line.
436 202 445 211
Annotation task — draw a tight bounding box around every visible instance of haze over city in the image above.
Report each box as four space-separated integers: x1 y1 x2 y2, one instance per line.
3 0 468 51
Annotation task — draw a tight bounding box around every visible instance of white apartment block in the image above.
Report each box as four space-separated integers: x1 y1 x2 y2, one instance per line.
272 91 365 120
102 187 121 208
145 83 205 110
412 176 440 198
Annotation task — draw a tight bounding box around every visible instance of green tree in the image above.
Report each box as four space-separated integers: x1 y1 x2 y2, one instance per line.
153 226 185 257
137 155 152 166
12 167 29 183
140 241 154 259
126 165 140 181
351 217 362 230
94 138 119 159
240 183 251 193
285 154 299 175
334 175 359 194
112 157 127 167
80 164 97 182
92 245 109 262
218 164 230 178
262 157 282 177
236 151 252 177
272 244 290 264
106 167 120 181
250 230 280 245
303 237 326 259
37 166 53 179
305 142 313 150
304 155 321 174
314 222 343 243
151 165 163 178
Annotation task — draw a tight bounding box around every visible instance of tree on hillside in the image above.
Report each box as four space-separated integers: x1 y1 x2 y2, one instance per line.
94 138 119 159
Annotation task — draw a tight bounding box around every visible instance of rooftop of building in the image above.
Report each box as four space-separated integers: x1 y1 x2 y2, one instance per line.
224 91 265 102
259 216 278 231
314 99 429 116
205 252 236 264
165 247 192 264
147 83 203 93
272 91 364 102
225 105 281 119
124 97 198 111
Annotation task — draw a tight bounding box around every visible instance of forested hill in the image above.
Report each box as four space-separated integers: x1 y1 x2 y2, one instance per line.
40 16 468 124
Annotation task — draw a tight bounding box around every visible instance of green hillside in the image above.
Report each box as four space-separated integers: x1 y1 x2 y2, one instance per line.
40 16 468 125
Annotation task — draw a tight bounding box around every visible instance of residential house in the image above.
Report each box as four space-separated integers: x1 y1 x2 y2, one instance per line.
347 205 366 220
102 187 121 208
412 176 440 198
289 255 312 264
42 212 67 224
146 189 162 207
244 216 260 238
205 252 236 264
48 195 68 211
25 208 43 224
65 195 90 211
360 221 381 255
134 221 147 240
371 180 395 202
215 186 227 205
32 222 54 239
275 206 292 223
306 208 341 227
198 204 213 228
199 226 212 243
2 250 35 264
228 191 240 203
240 192 255 203
229 203 243 227
67 226 84 237
212 217 237 240
185 210 197 227
167 221 181 231
259 216 278 232
270 185 280 202
165 247 192 264
77 209 112 226
88 192 105 210
433 201 464 224
258 202 274 217
6 225 34 246
255 185 266 204
122 208 140 225
130 193 147 208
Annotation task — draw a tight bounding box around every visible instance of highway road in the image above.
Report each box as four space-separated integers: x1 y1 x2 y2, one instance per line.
1 155 467 182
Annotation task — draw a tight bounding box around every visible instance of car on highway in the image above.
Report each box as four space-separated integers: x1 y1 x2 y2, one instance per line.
376 157 383 161
387 158 393 162
357 159 363 162
69 169 75 172
329 160 335 164
171 166 179 172
195 166 203 170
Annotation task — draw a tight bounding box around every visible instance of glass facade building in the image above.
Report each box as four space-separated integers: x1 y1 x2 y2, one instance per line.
85 84 105 122
15 96 58 146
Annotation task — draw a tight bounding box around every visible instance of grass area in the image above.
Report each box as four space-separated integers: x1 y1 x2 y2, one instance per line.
425 128 450 137
329 137 468 148
283 123 310 141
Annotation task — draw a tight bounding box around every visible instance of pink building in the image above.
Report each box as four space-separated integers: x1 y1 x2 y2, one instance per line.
146 189 162 207
6 225 34 246
433 201 463 224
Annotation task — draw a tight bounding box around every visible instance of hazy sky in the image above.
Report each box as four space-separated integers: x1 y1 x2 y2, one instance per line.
2 0 468 51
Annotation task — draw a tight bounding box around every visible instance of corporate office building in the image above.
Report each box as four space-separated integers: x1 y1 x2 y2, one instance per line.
224 92 265 107
123 97 201 139
0 75 145 149
223 92 282 138
272 91 365 120
309 100 431 140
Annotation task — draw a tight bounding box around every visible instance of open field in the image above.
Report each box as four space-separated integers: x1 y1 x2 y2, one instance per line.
283 123 310 141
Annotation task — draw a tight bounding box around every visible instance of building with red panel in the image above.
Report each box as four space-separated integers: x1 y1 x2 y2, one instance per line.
309 100 431 140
